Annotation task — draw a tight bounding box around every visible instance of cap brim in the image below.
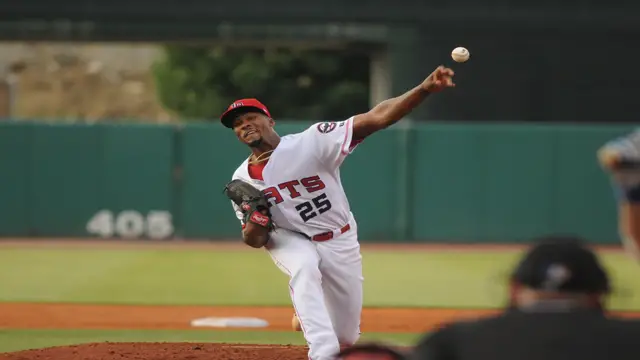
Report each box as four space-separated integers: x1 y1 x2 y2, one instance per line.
220 106 269 128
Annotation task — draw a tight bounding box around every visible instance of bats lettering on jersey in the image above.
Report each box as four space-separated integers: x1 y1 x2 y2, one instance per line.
262 175 331 223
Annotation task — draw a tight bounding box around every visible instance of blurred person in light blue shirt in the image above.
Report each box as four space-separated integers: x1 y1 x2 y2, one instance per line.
598 128 640 262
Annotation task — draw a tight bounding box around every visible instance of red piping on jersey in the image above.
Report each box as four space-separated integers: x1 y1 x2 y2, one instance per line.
341 117 363 155
341 118 352 155
242 158 266 229
265 251 311 348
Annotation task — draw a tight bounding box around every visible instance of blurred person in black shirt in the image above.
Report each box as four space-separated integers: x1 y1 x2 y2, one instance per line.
409 235 640 360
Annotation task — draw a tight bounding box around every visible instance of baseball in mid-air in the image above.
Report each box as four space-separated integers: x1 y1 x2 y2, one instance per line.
451 47 470 63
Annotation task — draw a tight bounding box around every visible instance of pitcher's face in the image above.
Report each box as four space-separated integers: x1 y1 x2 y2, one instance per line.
232 112 275 147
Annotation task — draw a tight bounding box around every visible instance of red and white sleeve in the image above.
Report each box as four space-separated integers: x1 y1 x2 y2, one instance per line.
307 116 362 168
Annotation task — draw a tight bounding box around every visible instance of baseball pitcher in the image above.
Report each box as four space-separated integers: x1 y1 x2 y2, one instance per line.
222 66 456 360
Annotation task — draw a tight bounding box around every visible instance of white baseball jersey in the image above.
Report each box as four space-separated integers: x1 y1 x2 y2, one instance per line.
230 116 361 237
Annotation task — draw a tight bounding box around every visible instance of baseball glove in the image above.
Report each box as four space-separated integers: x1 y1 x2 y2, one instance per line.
223 179 274 230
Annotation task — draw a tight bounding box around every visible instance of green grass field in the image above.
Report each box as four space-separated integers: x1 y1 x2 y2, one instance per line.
1 245 639 353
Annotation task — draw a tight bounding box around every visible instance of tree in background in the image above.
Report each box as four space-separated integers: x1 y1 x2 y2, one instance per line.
152 45 370 122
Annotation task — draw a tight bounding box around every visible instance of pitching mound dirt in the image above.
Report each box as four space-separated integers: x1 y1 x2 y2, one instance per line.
0 342 311 360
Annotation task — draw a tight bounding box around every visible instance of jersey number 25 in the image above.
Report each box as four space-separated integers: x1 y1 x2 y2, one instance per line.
295 193 332 222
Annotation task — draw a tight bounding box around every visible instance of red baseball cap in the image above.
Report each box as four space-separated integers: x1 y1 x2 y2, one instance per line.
220 98 272 128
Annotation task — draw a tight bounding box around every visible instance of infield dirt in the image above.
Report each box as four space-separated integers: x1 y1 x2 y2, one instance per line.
0 302 501 359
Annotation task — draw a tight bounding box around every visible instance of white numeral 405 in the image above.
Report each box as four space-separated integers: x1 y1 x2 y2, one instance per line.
86 210 174 239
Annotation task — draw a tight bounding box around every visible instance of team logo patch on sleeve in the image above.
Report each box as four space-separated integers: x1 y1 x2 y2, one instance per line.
317 122 337 134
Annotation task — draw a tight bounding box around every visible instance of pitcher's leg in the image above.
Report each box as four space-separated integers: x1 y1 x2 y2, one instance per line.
266 230 340 360
316 232 364 346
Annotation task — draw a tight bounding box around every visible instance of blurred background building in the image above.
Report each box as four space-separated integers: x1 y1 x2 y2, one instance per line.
0 0 637 124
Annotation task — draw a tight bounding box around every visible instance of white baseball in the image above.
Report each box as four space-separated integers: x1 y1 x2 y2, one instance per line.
451 47 470 63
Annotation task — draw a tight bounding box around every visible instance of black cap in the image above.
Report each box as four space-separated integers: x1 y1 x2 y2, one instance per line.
510 235 610 294
335 343 407 360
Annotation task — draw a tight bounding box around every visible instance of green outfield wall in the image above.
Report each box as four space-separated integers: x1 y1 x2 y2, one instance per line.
0 120 634 244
